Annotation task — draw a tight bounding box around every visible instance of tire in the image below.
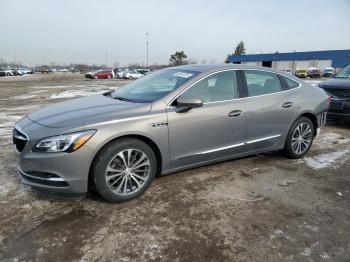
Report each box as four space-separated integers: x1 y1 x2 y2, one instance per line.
6 73 11 76
282 117 315 159
92 138 157 202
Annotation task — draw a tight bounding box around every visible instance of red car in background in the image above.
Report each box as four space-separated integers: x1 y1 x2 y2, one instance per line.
85 69 114 79
307 68 322 78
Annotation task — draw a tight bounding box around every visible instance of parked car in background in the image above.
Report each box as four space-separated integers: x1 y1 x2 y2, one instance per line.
319 64 350 121
14 64 329 202
123 70 143 79
295 68 308 78
40 66 49 74
323 67 334 77
11 68 23 76
137 68 151 75
85 69 114 79
0 68 14 76
21 68 34 74
0 68 7 77
116 69 126 79
282 69 292 74
307 68 322 78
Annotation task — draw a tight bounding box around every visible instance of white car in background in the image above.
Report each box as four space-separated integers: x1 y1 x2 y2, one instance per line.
116 70 125 79
123 70 143 79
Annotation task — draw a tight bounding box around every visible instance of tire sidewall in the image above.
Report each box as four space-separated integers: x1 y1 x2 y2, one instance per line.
284 117 315 159
93 139 157 202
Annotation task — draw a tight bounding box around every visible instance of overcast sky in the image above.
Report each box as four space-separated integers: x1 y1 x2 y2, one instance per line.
0 0 349 66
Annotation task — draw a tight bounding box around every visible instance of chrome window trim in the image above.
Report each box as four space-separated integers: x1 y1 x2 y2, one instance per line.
166 68 302 108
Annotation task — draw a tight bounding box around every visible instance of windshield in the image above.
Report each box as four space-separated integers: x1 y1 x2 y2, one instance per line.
110 69 200 102
334 65 350 78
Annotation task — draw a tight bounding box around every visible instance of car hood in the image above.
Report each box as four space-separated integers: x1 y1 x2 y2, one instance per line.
319 78 350 89
27 95 152 128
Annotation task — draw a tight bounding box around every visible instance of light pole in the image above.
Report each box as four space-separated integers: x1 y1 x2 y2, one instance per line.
145 33 149 68
292 50 296 74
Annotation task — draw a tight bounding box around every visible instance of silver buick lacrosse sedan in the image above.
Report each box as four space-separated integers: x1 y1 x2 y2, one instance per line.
13 64 329 202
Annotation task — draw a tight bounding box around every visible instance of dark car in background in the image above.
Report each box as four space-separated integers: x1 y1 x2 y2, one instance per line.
307 68 322 78
319 65 350 121
0 68 6 77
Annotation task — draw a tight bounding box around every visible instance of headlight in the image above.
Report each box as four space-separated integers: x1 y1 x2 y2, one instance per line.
33 130 96 153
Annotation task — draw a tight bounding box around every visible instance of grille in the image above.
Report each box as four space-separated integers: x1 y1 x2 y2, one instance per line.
323 88 350 98
13 128 28 152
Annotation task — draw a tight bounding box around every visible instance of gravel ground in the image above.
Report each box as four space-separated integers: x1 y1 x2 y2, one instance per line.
0 73 349 261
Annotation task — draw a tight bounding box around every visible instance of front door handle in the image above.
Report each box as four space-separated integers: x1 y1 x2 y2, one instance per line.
282 102 293 108
228 110 243 117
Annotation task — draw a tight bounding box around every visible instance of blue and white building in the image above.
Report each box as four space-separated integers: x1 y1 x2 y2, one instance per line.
228 49 350 72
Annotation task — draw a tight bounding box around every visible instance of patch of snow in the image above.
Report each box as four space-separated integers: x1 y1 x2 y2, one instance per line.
0 113 23 136
300 247 312 257
31 90 49 94
314 132 350 149
299 223 319 232
305 79 324 87
336 192 343 197
320 251 331 260
10 94 37 100
302 149 350 170
270 229 296 242
6 105 40 111
49 89 111 99
33 85 69 89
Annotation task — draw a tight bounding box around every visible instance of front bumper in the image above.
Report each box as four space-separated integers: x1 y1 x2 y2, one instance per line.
327 98 350 120
14 118 96 194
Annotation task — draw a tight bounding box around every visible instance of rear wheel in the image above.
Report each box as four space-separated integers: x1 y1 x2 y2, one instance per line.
282 117 315 159
92 138 157 202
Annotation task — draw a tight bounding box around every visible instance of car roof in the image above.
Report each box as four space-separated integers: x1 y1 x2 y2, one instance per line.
169 64 279 73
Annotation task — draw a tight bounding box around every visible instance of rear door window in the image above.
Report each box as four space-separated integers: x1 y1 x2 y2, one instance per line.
243 70 282 97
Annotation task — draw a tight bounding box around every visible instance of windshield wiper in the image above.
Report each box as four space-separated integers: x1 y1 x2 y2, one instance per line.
113 96 137 102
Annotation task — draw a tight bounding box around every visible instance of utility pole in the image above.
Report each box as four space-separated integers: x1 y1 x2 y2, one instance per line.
145 33 149 68
292 50 296 74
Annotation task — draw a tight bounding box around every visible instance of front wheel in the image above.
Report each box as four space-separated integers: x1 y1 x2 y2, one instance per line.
92 138 157 202
282 117 315 159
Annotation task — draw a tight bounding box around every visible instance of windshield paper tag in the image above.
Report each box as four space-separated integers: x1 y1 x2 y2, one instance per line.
174 72 193 78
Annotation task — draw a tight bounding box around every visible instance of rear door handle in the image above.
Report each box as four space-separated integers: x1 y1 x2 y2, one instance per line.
282 102 293 108
228 110 243 117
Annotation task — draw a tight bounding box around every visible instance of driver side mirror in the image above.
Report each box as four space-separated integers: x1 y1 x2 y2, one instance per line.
175 94 203 113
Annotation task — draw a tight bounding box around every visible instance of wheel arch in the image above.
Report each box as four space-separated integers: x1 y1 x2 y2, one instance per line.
88 134 163 191
299 112 318 136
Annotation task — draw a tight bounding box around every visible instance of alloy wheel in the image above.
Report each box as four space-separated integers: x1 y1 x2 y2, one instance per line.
105 149 151 196
291 123 312 155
